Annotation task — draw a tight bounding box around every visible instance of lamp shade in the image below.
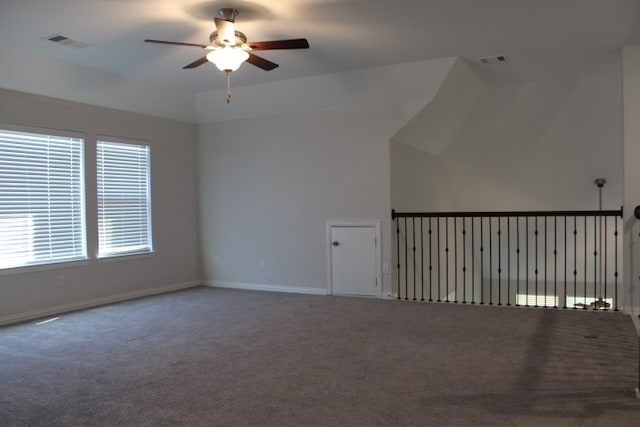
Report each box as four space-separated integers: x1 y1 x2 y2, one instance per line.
206 48 249 72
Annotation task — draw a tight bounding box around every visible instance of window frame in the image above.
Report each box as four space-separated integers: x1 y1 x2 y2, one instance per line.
0 123 88 275
96 136 153 259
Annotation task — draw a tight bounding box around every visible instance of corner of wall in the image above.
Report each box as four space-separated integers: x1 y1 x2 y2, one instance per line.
391 58 485 155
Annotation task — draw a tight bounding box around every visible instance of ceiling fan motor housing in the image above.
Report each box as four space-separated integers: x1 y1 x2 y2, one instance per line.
209 31 247 48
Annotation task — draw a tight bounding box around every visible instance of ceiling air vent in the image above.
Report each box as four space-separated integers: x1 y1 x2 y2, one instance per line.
478 55 508 64
42 34 90 49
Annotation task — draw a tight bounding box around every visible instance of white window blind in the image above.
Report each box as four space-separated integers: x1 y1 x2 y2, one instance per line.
515 293 559 307
0 128 86 269
97 139 152 257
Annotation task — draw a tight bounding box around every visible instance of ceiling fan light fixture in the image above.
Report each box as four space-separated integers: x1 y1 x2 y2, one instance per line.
144 6 309 103
206 47 249 72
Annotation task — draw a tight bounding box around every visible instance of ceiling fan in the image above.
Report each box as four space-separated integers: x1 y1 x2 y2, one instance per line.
145 8 309 103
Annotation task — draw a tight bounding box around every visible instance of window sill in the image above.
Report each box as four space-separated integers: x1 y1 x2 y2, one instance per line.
97 251 155 264
0 259 90 277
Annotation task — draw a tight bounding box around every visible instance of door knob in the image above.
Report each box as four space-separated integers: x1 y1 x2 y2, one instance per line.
332 241 340 246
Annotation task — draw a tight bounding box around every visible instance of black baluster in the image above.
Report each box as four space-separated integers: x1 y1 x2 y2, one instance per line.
593 215 597 309
507 217 511 306
498 218 502 306
563 216 567 309
463 217 467 304
445 217 450 303
544 217 548 307
573 216 578 309
404 217 408 301
534 217 538 308
603 216 608 310
429 217 433 302
454 218 458 303
516 217 520 306
614 216 619 311
583 216 587 309
489 217 493 305
420 218 425 302
396 216 401 300
554 216 558 308
480 217 484 304
412 217 416 301
526 217 529 306
472 218 475 304
437 218 441 302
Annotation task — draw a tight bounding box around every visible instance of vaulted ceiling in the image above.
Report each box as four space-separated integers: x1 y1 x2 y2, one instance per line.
1 0 639 121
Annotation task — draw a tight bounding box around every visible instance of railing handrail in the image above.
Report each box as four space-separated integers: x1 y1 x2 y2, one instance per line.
392 208 623 219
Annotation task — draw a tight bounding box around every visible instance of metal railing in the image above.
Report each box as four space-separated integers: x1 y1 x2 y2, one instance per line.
392 208 623 311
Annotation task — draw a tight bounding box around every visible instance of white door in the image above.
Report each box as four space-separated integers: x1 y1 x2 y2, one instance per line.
329 225 378 296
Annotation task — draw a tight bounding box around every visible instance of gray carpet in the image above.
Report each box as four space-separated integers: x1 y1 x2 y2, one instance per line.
1 286 639 426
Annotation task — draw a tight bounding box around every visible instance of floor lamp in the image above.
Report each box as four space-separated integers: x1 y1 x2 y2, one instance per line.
592 178 610 310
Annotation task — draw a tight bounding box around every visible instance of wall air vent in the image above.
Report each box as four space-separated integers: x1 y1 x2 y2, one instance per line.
478 55 508 64
42 34 90 49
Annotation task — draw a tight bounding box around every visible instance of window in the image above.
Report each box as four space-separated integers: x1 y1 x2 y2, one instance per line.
515 293 559 307
97 139 152 258
0 127 86 269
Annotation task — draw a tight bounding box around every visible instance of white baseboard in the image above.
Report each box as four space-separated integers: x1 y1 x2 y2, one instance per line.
630 310 640 335
0 280 202 327
205 280 327 296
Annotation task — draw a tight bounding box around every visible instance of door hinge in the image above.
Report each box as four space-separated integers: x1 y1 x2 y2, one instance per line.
374 237 377 246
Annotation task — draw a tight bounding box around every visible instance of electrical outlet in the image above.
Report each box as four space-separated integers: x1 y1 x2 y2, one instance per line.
382 262 389 274
259 260 265 270
57 275 65 287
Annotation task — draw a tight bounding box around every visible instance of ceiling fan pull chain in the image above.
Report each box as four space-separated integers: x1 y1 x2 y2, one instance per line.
226 71 232 103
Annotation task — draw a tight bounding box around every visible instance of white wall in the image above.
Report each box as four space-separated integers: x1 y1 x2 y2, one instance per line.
440 54 623 212
0 89 200 324
392 59 485 155
198 103 422 296
623 45 640 324
390 141 454 212
196 58 454 297
389 53 623 213
200 52 626 302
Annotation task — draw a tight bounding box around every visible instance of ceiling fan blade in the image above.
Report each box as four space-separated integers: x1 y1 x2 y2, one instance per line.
145 39 209 49
247 53 279 71
248 39 309 51
214 17 236 45
183 56 209 69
